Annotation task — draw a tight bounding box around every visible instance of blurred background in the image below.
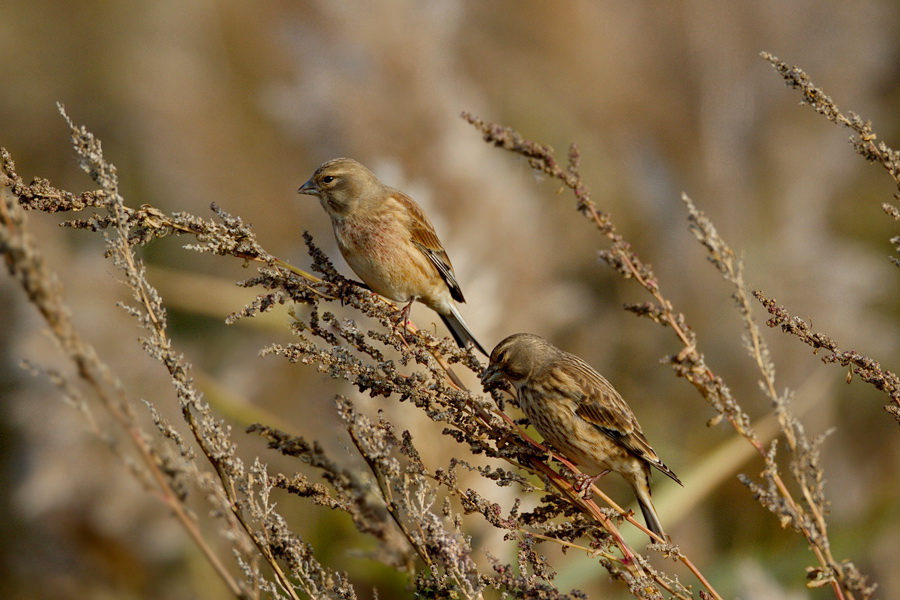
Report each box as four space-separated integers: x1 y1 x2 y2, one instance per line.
1 1 898 598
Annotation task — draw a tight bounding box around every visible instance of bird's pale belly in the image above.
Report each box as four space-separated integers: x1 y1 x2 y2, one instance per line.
335 222 438 305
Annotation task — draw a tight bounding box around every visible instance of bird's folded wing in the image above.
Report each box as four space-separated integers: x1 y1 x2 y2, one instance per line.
561 360 658 462
396 191 466 303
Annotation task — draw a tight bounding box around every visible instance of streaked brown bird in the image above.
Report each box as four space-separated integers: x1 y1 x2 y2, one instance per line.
298 158 486 355
481 333 681 539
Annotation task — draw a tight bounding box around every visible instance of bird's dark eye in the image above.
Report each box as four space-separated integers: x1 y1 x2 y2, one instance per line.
321 175 335 184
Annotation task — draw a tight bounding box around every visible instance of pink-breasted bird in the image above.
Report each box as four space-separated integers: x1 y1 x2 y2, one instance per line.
298 158 486 355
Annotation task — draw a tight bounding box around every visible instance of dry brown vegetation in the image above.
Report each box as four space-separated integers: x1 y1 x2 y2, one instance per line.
2 52 898 597
1 4 898 600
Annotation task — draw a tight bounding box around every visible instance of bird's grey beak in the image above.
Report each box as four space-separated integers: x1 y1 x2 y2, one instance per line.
297 178 319 196
480 363 501 386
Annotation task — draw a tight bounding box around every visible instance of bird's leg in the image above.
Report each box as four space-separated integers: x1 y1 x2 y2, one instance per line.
539 447 609 499
574 470 611 499
525 437 608 497
390 298 416 342
398 298 414 329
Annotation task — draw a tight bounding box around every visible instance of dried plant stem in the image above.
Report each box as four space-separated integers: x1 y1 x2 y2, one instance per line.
0 171 246 598
463 111 874 600
684 197 856 597
759 51 899 424
754 291 900 421
761 51 900 269
95 149 305 600
761 52 900 192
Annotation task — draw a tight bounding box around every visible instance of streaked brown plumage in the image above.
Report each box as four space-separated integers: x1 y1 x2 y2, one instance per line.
298 158 486 355
481 333 681 539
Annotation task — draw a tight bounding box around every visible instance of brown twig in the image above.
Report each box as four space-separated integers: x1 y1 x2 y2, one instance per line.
761 52 900 268
754 291 900 421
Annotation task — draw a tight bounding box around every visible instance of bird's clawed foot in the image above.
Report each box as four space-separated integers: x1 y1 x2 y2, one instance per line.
574 470 610 498
390 299 416 346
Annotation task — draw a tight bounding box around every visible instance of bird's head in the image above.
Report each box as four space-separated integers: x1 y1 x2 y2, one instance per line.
481 333 556 388
298 158 382 216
